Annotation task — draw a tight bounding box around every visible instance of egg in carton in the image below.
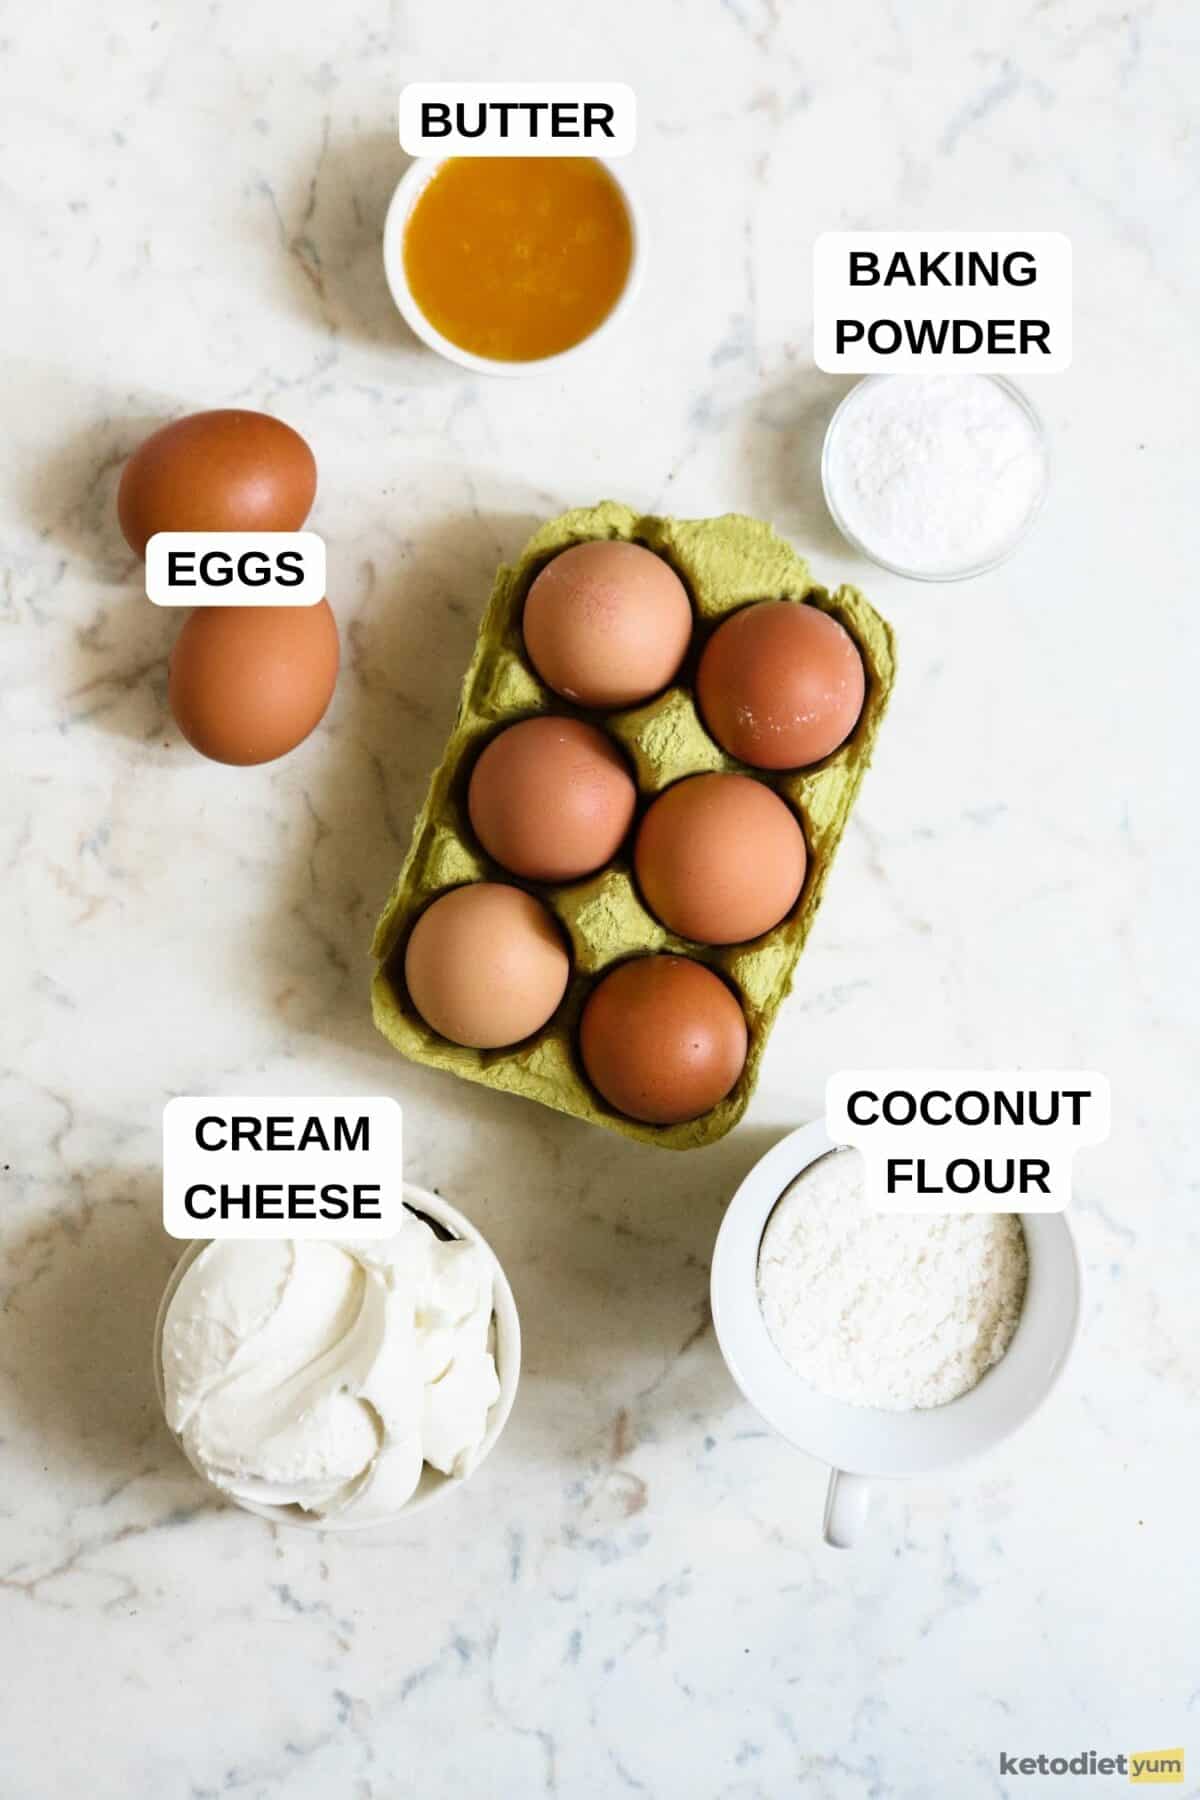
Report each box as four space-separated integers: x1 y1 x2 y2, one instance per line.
371 502 896 1149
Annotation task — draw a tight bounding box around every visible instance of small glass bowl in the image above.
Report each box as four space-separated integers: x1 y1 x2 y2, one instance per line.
820 373 1051 582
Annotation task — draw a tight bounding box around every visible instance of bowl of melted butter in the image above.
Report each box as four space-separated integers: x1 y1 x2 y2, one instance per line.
383 154 645 375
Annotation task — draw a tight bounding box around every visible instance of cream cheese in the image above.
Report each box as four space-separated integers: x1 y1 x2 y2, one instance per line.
160 1214 499 1520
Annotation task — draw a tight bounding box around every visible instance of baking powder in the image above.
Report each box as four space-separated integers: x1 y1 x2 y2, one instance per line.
823 373 1047 575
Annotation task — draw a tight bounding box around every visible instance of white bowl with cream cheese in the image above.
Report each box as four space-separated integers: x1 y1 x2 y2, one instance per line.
154 1185 520 1531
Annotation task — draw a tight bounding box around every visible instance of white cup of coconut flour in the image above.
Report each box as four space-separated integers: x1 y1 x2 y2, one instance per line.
710 1123 1081 1548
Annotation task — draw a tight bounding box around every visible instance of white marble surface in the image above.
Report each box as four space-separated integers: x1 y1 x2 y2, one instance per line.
3 2 1198 1795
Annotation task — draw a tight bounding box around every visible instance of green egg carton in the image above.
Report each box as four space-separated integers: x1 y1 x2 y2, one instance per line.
371 502 896 1149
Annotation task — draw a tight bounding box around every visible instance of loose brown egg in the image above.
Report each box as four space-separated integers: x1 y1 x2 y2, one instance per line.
522 540 693 709
168 601 339 766
579 955 748 1125
635 773 807 945
404 883 570 1049
117 409 317 555
697 600 866 770
467 716 637 883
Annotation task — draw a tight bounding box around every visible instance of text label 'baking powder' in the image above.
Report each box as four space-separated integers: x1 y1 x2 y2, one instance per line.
814 232 1072 373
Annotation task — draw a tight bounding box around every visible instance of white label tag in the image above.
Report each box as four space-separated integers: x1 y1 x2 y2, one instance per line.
398 82 636 156
814 232 1072 372
825 1070 1109 1212
145 532 325 607
163 1097 404 1239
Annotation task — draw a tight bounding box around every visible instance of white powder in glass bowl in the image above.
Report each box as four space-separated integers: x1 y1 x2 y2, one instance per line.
822 373 1048 578
756 1150 1027 1410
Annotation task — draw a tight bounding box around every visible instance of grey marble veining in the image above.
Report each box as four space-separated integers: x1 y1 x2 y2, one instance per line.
2 2 1198 1795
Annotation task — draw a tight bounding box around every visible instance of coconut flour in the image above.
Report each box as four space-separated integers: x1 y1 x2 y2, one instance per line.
757 1149 1027 1410
824 373 1047 575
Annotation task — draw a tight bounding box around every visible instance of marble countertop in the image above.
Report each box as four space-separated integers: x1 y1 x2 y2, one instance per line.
3 2 1197 1795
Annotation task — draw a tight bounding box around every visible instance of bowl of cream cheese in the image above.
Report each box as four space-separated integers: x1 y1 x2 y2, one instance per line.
154 1185 520 1530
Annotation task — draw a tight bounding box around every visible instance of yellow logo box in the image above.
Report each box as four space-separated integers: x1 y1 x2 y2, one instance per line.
1129 1749 1185 1784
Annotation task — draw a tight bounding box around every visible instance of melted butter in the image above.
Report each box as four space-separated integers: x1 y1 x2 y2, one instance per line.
403 157 634 362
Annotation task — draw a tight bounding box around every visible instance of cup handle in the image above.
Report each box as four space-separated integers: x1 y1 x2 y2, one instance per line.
823 1468 872 1548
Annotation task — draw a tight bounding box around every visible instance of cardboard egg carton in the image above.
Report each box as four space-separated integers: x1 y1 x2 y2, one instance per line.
371 502 896 1148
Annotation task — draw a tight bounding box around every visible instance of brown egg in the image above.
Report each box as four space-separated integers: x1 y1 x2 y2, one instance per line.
404 883 570 1048
118 409 317 555
697 600 866 769
467 716 637 883
579 955 748 1125
168 601 339 766
635 773 806 945
522 540 693 709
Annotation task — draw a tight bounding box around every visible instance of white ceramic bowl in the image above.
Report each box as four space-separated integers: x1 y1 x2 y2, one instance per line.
821 373 1051 581
153 1184 521 1531
381 155 646 377
710 1122 1081 1546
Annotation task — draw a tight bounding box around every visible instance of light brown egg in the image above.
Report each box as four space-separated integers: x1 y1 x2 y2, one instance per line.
522 540 693 709
404 883 570 1048
167 601 339 766
635 773 807 945
697 600 865 769
467 716 637 883
579 955 748 1125
118 409 317 556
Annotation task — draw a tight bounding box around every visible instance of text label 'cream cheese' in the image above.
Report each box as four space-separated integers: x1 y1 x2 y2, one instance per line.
162 1096 404 1238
